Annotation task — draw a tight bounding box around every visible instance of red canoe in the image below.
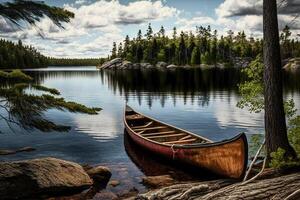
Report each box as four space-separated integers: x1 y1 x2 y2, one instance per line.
124 105 248 179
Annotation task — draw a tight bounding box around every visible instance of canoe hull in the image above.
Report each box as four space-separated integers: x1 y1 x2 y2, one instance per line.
125 125 247 179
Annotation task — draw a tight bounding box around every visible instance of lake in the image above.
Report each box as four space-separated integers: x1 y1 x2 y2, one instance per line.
0 66 299 195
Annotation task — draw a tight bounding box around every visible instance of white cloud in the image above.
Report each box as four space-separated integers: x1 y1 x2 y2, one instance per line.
0 0 178 58
211 0 300 38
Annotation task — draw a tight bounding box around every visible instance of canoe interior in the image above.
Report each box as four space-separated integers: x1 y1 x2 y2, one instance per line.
125 108 210 145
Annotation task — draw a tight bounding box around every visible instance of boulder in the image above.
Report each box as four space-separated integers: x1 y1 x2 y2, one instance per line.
140 63 154 69
283 57 300 71
99 58 122 69
132 63 141 69
0 157 93 199
86 166 112 185
156 62 167 68
121 60 133 69
142 175 175 188
166 64 178 69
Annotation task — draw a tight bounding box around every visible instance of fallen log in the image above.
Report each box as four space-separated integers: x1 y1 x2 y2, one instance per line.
137 172 300 200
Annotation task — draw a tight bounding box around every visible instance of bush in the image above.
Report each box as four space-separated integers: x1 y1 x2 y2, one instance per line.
270 148 299 169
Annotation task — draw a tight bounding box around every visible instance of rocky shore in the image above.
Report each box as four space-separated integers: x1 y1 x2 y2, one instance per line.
98 57 300 71
0 157 299 199
97 57 252 70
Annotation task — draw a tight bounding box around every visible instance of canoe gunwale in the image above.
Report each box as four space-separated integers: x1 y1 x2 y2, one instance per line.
124 105 248 179
124 105 247 149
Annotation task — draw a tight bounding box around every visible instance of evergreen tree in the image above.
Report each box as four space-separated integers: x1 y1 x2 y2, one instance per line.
111 42 117 59
178 31 187 65
146 23 153 41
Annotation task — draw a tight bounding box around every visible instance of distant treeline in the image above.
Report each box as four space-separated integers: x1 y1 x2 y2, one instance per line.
110 24 300 65
0 39 105 69
0 39 48 69
47 58 106 66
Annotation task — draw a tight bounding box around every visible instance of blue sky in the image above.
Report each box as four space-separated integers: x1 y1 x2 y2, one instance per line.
0 0 299 58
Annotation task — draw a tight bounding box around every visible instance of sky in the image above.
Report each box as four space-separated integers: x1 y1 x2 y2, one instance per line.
0 0 300 58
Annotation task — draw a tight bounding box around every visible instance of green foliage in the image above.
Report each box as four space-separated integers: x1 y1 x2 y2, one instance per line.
110 24 300 66
0 39 48 69
110 25 266 66
270 148 299 169
249 134 265 157
237 54 300 168
0 0 74 29
236 56 264 113
47 57 106 66
0 69 32 81
288 116 300 155
0 70 101 132
284 99 297 119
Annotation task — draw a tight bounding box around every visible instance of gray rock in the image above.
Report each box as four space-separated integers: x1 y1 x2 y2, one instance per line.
140 63 154 69
132 63 141 69
99 58 122 69
283 57 300 71
166 64 178 69
0 157 93 199
121 60 133 69
156 62 167 68
86 166 111 185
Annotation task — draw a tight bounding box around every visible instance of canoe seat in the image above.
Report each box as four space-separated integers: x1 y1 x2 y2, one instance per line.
131 121 153 129
147 133 186 139
133 126 167 132
126 114 145 120
142 131 176 137
163 138 197 145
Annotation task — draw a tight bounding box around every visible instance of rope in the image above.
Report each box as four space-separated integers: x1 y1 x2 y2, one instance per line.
171 144 179 160
243 139 266 182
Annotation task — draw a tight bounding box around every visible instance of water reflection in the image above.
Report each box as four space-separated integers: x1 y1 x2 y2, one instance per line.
101 68 242 108
1 66 299 195
124 131 216 180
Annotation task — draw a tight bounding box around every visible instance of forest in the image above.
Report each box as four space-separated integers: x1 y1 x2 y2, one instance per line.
0 39 105 69
0 39 48 69
47 57 106 66
111 24 300 65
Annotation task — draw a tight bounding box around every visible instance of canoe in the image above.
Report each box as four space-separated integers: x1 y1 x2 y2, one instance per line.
124 105 248 179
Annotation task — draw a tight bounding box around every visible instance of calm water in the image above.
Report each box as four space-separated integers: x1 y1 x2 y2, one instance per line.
0 66 300 195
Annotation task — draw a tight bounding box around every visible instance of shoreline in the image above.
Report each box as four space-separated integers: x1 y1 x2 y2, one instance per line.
1 156 299 199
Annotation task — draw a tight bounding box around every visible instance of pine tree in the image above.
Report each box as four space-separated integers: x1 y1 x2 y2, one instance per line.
118 42 123 57
172 27 177 40
178 31 187 65
146 23 153 41
111 42 117 59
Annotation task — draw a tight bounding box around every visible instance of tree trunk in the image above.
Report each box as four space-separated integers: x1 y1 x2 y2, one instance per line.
263 0 296 159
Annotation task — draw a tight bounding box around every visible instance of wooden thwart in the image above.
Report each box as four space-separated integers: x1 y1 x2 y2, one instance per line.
142 131 176 137
147 133 186 139
133 126 167 131
179 135 192 141
163 138 197 144
126 114 145 120
131 121 153 129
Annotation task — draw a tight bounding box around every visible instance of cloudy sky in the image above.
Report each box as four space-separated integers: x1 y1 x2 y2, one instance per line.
0 0 299 58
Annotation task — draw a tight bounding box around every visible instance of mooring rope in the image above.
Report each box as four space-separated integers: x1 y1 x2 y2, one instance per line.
171 144 179 160
242 139 266 183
